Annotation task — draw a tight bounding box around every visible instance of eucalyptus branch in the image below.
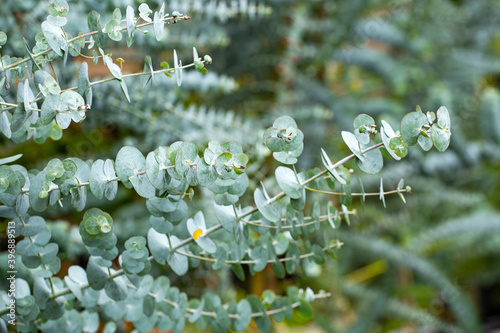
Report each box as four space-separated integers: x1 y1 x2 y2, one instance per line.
0 1 457 331
85 61 200 88
304 186 409 197
127 141 386 257
235 141 386 222
10 240 332 318
307 142 385 185
3 14 189 71
125 280 331 320
241 212 356 229
174 241 343 264
2 60 207 113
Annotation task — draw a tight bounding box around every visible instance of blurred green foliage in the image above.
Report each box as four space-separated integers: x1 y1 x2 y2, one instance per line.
1 0 500 332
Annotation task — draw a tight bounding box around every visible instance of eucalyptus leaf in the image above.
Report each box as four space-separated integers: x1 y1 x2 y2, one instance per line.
273 143 303 164
418 134 433 151
115 146 146 188
126 6 135 38
231 299 251 332
400 111 428 146
105 277 127 301
254 188 280 222
101 51 122 80
356 142 383 174
341 131 365 160
41 21 66 56
212 246 227 271
271 297 292 322
297 299 313 319
247 295 271 333
166 235 189 276
146 147 171 190
353 114 375 145
250 246 268 272
89 159 107 199
379 178 386 208
197 159 218 187
29 171 50 212
105 19 122 41
120 79 130 103
86 256 108 290
87 11 105 50
153 4 165 41
0 112 11 138
431 109 452 152
320 148 347 184
150 216 174 234
174 50 182 86
275 166 303 199
147 228 169 265
380 120 401 160
214 202 236 233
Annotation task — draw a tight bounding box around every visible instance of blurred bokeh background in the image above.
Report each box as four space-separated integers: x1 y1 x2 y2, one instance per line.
1 0 500 332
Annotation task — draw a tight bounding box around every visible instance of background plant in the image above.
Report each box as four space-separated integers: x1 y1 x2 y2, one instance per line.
1 1 499 333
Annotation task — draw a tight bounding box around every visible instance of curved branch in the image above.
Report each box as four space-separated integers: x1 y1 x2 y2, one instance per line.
304 186 408 197
124 281 331 319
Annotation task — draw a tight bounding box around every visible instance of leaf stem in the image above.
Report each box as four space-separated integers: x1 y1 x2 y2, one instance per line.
0 101 18 108
49 61 59 86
